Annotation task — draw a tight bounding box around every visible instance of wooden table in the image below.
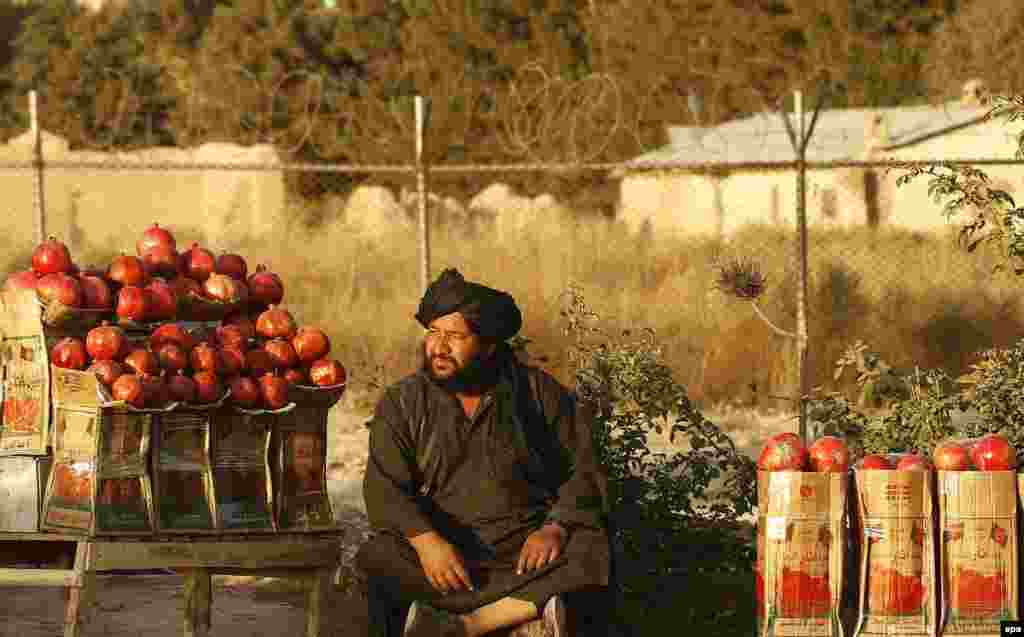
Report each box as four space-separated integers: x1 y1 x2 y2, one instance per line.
0 531 342 637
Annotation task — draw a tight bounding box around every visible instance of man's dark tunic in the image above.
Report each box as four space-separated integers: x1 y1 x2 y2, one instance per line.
356 351 611 636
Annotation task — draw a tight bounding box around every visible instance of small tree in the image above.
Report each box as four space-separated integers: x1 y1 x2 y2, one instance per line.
558 282 757 633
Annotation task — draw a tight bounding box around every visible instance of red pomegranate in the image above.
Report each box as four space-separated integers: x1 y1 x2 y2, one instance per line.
861 455 893 470
895 454 931 471
203 273 247 304
255 306 297 340
219 346 246 377
150 323 194 352
246 349 275 379
85 323 127 361
264 339 298 369
116 286 149 323
215 254 248 281
112 374 146 408
108 255 148 287
123 348 159 377
292 327 330 363
171 274 202 299
167 371 197 403
190 343 222 374
50 337 88 370
78 274 114 309
193 370 224 404
31 236 73 276
87 360 125 387
807 436 850 473
216 324 249 350
757 432 807 472
4 270 38 292
283 367 307 385
145 278 178 321
155 342 188 372
971 434 1017 471
223 313 256 340
181 243 216 281
136 222 177 256
229 376 260 408
933 442 972 471
247 265 284 307
141 244 179 279
141 374 169 407
258 373 290 410
309 359 347 386
36 273 83 307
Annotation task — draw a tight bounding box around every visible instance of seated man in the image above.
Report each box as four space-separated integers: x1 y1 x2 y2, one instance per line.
357 269 611 637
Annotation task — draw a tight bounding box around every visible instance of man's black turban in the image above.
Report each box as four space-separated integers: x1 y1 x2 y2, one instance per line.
415 268 522 342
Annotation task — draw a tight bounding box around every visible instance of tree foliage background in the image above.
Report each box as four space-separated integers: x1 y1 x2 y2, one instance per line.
0 0 1001 202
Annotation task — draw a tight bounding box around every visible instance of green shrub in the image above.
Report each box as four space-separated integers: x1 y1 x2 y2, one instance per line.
554 282 756 634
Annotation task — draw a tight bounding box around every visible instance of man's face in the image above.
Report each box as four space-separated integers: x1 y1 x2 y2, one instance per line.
421 312 496 391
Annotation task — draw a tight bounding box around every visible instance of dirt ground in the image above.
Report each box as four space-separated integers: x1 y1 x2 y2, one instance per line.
0 399 797 637
0 572 370 637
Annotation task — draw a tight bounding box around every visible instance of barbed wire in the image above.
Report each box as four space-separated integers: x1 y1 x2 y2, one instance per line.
3 158 1024 174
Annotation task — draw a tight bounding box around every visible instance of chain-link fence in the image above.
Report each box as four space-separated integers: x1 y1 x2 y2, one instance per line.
5 98 1024 418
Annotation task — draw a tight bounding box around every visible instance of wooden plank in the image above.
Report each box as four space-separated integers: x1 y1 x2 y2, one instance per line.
305 567 331 637
63 542 95 637
0 567 79 587
0 532 88 542
92 537 341 570
208 566 338 578
182 567 212 637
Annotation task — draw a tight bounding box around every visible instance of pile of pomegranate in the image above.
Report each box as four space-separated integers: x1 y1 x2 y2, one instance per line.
7 227 346 411
5 227 284 323
756 432 1018 472
757 433 851 473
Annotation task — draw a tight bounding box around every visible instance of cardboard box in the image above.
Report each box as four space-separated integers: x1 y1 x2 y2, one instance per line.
852 469 938 637
0 289 51 455
43 366 155 535
757 470 847 637
0 455 52 532
937 471 1018 636
209 409 275 532
153 409 215 533
272 406 334 531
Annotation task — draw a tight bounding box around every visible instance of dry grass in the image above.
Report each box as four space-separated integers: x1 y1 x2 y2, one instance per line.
5 201 1022 415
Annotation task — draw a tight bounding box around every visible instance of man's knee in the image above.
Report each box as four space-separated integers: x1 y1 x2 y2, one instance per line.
356 532 405 579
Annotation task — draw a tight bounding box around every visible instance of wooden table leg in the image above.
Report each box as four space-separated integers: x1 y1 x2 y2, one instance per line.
63 542 95 637
305 567 331 637
183 567 212 637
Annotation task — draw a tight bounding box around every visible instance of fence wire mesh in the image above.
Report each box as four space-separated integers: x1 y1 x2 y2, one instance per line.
5 116 1024 416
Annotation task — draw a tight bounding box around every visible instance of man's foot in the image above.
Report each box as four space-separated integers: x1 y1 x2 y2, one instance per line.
404 600 467 637
508 595 567 637
542 595 567 637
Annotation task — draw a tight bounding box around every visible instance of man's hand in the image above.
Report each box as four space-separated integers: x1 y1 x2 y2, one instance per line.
516 522 568 575
408 530 475 595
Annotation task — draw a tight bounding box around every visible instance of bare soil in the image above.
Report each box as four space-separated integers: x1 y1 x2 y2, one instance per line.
0 400 794 636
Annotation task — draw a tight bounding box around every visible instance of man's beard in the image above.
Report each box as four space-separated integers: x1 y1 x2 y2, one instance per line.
420 346 500 394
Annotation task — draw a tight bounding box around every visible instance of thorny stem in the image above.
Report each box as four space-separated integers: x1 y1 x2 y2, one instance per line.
749 300 798 340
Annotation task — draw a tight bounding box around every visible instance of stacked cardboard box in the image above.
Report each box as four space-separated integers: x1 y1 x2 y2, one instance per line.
937 471 1018 636
44 366 155 535
757 470 848 637
852 462 938 637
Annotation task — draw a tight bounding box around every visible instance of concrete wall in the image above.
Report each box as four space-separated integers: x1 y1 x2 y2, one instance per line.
616 116 1024 239
0 130 287 256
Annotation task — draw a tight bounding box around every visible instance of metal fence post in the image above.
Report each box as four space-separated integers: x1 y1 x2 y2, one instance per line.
30 90 46 245
415 96 431 294
794 91 810 443
779 88 824 444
